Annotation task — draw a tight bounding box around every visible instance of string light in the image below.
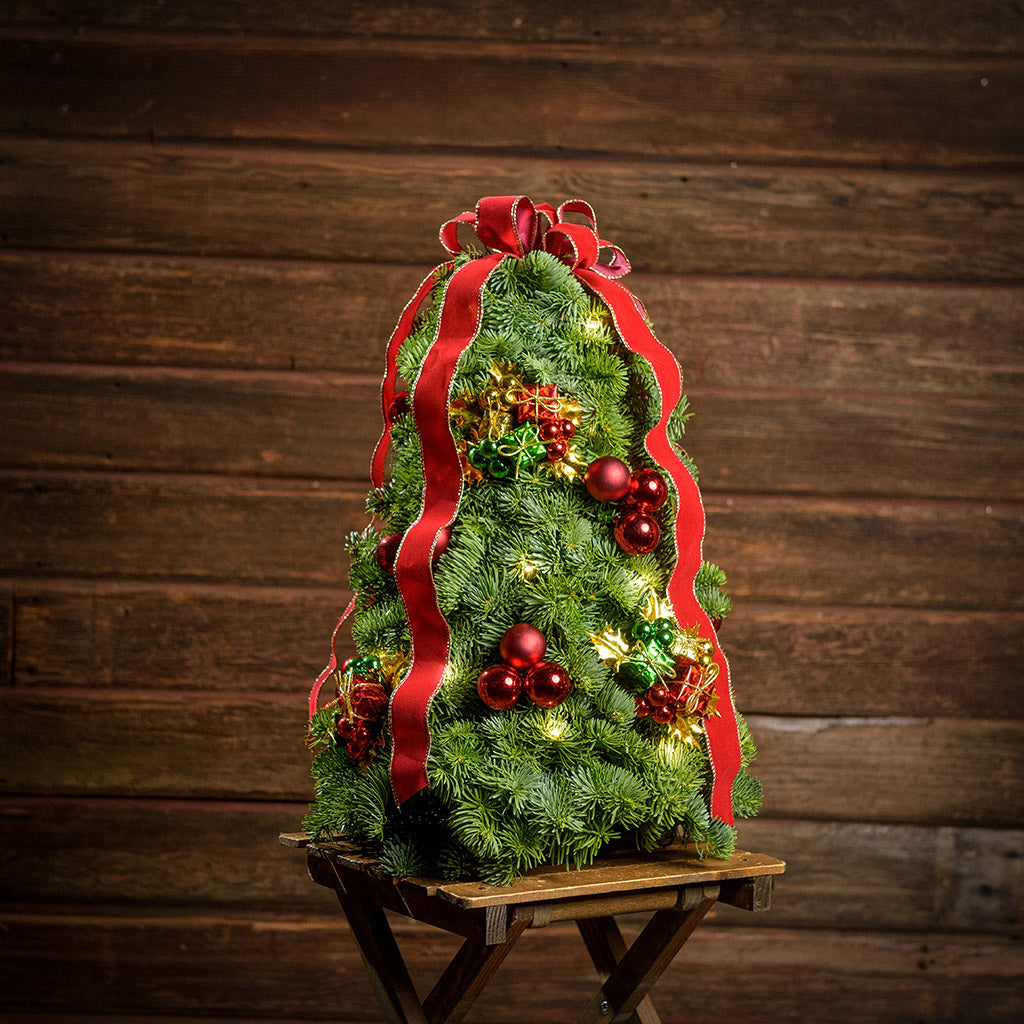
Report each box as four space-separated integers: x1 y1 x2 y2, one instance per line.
519 556 540 578
540 715 567 741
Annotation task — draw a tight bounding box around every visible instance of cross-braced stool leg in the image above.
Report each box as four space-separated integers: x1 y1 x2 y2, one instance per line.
575 887 719 1024
335 887 428 1024
577 916 661 1024
422 916 531 1024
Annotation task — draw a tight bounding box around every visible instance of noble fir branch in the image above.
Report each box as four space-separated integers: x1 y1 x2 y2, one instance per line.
667 394 692 445
377 836 430 879
695 561 733 622
731 767 764 818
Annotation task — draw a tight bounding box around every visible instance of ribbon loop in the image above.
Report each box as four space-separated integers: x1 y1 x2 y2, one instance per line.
439 211 478 256
545 222 600 272
556 199 598 231
475 195 540 256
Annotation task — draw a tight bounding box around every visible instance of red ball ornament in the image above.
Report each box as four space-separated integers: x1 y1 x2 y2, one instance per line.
376 532 402 574
614 510 661 555
388 391 411 421
546 440 568 461
350 682 388 720
432 525 452 563
525 662 572 708
584 456 632 503
477 664 523 710
627 468 668 511
500 623 547 670
556 418 575 440
538 420 562 443
652 703 676 724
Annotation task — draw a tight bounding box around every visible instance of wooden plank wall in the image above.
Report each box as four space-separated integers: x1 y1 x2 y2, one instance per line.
1 3 1023 1022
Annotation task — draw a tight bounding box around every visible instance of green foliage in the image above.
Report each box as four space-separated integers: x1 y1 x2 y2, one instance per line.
306 248 758 883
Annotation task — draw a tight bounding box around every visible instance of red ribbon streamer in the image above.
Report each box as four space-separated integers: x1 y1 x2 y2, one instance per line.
373 196 742 822
308 594 358 725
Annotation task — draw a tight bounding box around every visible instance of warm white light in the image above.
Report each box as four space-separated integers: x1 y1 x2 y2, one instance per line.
519 557 539 578
541 717 567 741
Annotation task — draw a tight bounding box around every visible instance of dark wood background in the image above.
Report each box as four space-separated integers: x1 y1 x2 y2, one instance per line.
1 3 1022 1021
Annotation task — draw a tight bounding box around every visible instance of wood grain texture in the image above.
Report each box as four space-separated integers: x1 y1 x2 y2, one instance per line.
1 908 1022 1022
2 0 1022 54
5 34 1022 169
4 251 1022 396
8 583 1022 718
6 581 348 691
0 473 364 586
1 692 1021 826
4 365 1022 500
2 138 1022 281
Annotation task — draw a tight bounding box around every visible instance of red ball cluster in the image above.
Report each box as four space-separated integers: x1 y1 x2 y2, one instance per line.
478 623 572 710
336 670 390 761
516 383 575 462
634 661 712 724
584 458 668 556
536 416 575 461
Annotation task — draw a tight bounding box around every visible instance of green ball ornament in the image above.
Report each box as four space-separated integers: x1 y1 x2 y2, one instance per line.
488 456 514 478
631 620 655 642
655 626 675 649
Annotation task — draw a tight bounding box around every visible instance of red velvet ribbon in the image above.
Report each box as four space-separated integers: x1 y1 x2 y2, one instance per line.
373 196 742 822
308 593 358 725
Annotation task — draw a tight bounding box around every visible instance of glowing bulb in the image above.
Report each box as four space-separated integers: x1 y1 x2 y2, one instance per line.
583 315 604 336
519 557 539 578
541 717 567 741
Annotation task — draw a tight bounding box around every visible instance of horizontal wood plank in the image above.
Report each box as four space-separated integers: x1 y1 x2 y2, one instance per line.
2 138 1022 282
3 797 1020 931
2 1 1021 54
8 583 1022 718
5 34 1022 168
3 365 1021 501
7 582 348 691
1 908 1021 1022
0 473 364 587
0 365 382 479
4 252 1022 396
1 474 1020 608
1 692 1021 825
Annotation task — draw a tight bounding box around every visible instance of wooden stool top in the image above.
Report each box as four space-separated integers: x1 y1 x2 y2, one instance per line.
282 832 783 925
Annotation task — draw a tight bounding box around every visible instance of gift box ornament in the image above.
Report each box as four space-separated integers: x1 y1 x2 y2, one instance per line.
305 197 761 885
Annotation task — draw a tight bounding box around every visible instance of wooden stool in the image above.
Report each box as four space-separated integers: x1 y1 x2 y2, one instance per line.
281 833 784 1024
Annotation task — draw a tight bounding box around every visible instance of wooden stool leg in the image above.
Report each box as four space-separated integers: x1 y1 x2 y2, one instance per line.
422 915 530 1024
577 917 661 1024
575 889 719 1024
334 887 429 1024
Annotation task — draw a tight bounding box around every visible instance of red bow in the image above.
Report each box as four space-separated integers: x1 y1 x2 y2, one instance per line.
368 196 741 824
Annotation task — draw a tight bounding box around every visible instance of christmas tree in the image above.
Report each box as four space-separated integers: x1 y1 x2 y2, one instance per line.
305 197 761 885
